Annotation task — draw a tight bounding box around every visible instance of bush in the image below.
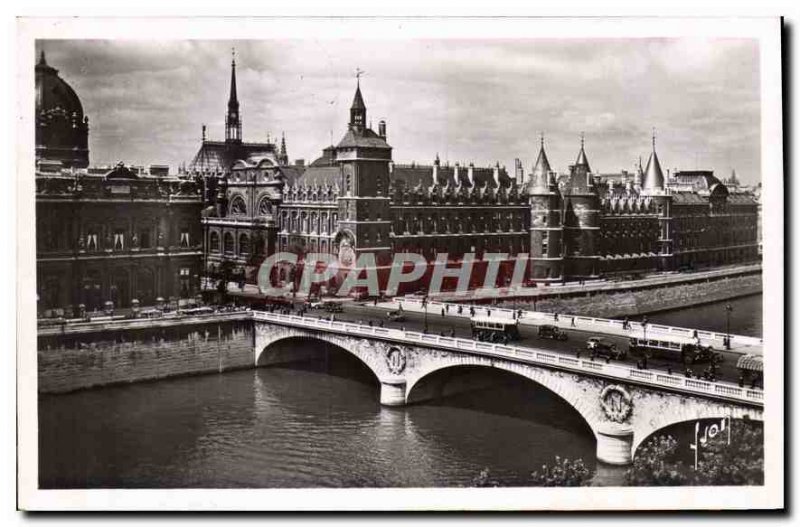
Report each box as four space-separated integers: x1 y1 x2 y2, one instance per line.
530 456 594 487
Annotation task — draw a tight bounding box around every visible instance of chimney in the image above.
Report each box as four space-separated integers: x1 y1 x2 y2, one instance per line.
378 120 386 139
515 158 524 186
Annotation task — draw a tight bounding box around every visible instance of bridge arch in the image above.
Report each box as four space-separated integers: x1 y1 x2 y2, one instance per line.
255 329 387 386
632 404 763 454
405 358 606 439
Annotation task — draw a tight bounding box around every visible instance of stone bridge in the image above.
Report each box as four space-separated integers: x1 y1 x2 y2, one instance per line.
253 311 763 466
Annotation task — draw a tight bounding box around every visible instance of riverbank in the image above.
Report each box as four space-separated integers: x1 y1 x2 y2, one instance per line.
483 265 762 319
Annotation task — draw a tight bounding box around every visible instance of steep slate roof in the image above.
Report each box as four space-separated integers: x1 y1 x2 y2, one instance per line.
190 140 279 172
335 128 391 149
294 166 340 187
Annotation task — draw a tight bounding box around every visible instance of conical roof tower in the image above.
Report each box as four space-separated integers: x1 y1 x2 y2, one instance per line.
643 132 665 190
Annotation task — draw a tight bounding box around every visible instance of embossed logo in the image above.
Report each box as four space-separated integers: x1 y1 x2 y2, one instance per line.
386 347 406 375
600 385 633 423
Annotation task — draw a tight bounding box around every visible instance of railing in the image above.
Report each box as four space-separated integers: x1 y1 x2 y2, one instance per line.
252 311 763 407
391 298 764 350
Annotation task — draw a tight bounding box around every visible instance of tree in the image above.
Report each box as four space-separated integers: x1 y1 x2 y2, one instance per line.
626 435 690 486
529 456 594 487
693 417 763 486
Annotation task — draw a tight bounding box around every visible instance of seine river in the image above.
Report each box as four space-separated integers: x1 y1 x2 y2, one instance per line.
38 294 762 488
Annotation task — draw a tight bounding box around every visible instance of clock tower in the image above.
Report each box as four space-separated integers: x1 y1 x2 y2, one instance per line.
334 77 393 267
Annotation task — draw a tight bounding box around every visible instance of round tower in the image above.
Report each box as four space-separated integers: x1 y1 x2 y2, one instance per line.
562 135 601 280
641 133 673 271
527 135 564 282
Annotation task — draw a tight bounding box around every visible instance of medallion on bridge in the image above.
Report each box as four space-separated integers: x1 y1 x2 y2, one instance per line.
600 385 633 424
385 346 407 375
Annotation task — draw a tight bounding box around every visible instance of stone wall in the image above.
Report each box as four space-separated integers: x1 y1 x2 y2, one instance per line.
515 273 761 318
38 315 254 394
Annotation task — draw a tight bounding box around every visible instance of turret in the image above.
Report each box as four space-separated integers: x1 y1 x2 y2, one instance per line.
643 132 665 190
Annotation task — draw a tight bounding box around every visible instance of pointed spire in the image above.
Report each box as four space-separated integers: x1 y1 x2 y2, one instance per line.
229 48 239 106
643 130 665 190
225 48 242 143
575 132 591 171
529 133 553 191
38 50 47 66
349 70 367 130
280 132 287 155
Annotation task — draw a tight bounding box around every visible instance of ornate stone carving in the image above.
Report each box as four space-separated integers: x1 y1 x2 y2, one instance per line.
385 346 407 375
600 384 633 423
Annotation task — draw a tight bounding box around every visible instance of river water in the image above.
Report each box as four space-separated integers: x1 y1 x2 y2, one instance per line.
38 294 762 488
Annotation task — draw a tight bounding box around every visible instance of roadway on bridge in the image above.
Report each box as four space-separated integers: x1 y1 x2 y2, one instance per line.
293 301 753 387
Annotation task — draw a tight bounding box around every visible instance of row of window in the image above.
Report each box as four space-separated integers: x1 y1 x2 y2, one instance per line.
208 231 264 257
38 224 193 252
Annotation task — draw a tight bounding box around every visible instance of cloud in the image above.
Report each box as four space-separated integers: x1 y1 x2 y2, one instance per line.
35 38 761 184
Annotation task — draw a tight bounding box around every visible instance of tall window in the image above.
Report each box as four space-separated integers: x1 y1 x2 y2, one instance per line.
113 230 125 251
180 230 190 248
239 234 250 255
210 231 220 253
223 232 234 254
86 231 98 252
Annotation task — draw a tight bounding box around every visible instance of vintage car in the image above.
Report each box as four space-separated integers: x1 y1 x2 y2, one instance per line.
322 302 344 313
587 337 626 360
537 324 568 341
386 310 406 322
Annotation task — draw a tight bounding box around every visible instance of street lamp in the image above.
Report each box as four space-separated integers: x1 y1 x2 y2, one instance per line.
642 315 649 343
423 296 429 333
725 304 733 350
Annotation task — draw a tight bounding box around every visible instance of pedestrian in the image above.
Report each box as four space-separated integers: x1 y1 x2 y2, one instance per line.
667 366 672 375
576 350 581 359
374 297 378 306
571 317 576 328
623 316 629 330
554 313 559 322
487 309 491 317
450 328 456 338
445 304 450 313
441 307 445 317
642 355 648 370
458 306 463 315
470 307 475 317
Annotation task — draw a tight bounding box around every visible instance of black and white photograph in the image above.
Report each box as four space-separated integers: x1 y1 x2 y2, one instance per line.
15 16 784 511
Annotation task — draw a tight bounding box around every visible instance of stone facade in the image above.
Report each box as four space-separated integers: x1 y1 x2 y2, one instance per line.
34 55 205 315
195 61 760 289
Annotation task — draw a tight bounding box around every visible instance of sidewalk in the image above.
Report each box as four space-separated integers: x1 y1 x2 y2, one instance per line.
383 297 762 356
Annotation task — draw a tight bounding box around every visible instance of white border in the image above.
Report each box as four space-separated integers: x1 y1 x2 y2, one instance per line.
16 16 784 511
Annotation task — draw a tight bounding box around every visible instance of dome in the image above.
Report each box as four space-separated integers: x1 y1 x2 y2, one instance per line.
35 51 90 169
36 51 84 120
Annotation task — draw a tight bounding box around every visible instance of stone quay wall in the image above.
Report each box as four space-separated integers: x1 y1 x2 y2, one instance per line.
37 312 254 394
507 271 762 319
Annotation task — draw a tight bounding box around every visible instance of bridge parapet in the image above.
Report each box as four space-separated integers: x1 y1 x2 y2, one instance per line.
389 298 764 352
252 311 763 407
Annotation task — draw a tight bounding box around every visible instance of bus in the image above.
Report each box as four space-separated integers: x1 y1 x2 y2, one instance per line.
470 316 520 344
628 336 721 365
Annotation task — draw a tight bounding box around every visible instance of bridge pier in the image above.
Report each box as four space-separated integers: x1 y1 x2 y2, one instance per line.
380 381 407 406
595 423 634 466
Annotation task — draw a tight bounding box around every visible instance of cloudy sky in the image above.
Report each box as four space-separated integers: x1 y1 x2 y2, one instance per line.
36 38 761 184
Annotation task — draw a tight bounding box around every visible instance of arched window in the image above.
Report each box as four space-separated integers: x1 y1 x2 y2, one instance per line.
210 231 220 253
239 234 250 255
258 197 272 216
230 196 247 216
223 232 234 254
